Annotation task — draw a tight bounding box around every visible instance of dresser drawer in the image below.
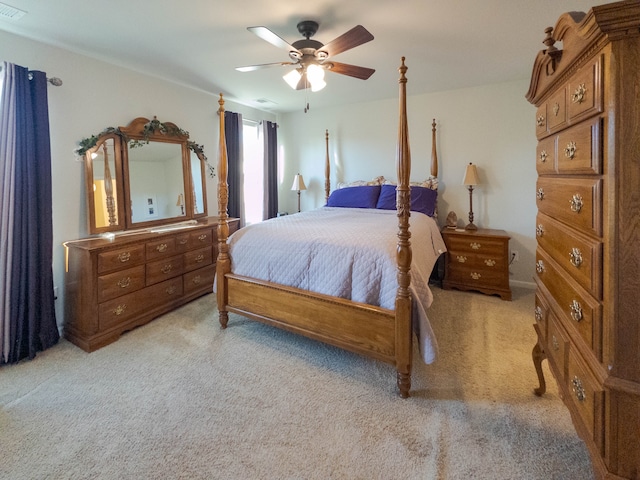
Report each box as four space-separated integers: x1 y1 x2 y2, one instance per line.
184 246 213 273
97 245 145 274
556 117 601 175
536 213 602 299
546 310 569 383
536 136 556 175
536 249 602 359
536 177 602 237
547 88 567 133
98 265 145 302
175 228 214 252
146 254 184 285
146 237 177 260
567 55 603 124
184 264 215 295
566 349 604 447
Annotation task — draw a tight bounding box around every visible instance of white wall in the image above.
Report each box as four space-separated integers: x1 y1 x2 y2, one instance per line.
1 30 276 328
278 79 538 288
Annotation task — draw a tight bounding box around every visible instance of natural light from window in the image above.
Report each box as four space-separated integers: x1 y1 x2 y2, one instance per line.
243 120 263 225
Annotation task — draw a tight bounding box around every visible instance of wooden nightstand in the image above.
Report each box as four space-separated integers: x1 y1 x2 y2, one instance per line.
441 228 511 300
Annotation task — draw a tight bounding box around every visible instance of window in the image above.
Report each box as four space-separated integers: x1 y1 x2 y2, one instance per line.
242 120 264 225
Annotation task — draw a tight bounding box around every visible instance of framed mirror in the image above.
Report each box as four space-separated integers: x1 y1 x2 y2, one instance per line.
79 117 210 235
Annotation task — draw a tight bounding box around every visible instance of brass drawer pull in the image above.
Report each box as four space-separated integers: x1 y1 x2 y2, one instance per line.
570 300 583 322
156 243 168 252
166 285 177 295
456 255 467 263
564 141 577 159
161 264 173 274
569 248 583 268
198 234 208 242
484 259 496 267
553 103 560 116
534 306 543 322
536 188 545 200
113 304 127 316
539 150 548 163
195 254 205 263
536 224 544 237
572 376 586 402
551 335 559 351
570 194 583 213
470 242 481 250
117 277 131 288
470 272 481 280
536 260 545 274
179 239 188 245
536 115 545 127
571 83 587 104
118 252 131 263
192 275 202 285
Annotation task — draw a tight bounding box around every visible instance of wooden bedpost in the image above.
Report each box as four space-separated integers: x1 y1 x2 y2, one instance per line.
431 119 438 178
216 94 231 329
395 57 413 398
324 129 330 204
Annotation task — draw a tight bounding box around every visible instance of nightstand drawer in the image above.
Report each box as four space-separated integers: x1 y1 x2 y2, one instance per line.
447 263 508 289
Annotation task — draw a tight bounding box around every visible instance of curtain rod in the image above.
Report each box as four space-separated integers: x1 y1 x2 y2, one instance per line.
0 65 62 86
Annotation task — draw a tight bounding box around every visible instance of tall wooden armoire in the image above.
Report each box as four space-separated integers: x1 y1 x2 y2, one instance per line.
526 1 640 478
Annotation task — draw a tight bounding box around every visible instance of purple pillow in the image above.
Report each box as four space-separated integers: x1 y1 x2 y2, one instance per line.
326 185 381 209
376 184 438 217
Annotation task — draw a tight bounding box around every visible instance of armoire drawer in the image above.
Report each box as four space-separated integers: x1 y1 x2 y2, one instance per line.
546 310 569 383
566 349 604 448
556 117 601 175
536 176 602 237
536 135 556 174
536 213 603 299
567 54 603 124
535 248 602 359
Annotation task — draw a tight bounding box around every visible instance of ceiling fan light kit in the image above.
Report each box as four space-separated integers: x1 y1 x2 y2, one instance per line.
237 19 375 109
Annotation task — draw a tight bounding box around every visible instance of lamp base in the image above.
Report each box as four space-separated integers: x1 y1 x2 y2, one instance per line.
465 222 478 231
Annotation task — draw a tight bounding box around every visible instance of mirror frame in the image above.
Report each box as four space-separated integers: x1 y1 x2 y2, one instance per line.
80 117 210 235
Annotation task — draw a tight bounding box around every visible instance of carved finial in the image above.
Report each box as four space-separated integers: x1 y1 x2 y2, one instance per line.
543 27 558 53
399 57 407 81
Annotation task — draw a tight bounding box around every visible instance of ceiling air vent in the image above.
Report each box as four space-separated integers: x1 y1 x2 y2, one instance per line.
0 2 27 20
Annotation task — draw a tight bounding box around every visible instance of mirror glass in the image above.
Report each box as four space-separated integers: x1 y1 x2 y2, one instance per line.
127 140 186 224
190 151 205 215
92 137 120 228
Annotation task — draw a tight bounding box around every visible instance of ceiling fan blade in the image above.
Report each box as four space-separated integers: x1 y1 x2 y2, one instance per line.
248 26 302 56
317 25 374 58
326 62 375 80
236 62 296 72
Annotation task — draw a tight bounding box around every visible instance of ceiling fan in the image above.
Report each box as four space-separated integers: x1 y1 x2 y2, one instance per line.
236 20 375 92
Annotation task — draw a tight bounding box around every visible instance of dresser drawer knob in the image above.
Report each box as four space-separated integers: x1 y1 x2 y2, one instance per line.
536 224 544 237
161 264 173 274
117 277 131 288
534 306 543 322
192 275 202 285
470 272 481 280
564 141 577 160
195 254 205 263
572 376 587 402
536 115 545 127
113 304 127 316
470 242 481 250
118 252 131 263
570 300 583 322
484 259 496 267
156 243 168 252
456 255 467 263
571 83 587 104
536 188 545 201
166 285 177 295
198 234 208 242
551 335 560 351
569 248 583 268
539 150 548 163
570 194 583 213
536 260 545 274
179 239 188 245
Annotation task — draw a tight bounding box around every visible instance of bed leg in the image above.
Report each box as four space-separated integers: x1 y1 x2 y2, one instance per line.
397 371 411 398
219 311 228 329
532 341 546 396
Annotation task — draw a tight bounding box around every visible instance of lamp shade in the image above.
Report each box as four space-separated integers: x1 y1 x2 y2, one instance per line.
462 163 480 186
291 173 307 191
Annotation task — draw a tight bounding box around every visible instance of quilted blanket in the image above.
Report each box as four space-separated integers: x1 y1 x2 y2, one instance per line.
226 207 446 363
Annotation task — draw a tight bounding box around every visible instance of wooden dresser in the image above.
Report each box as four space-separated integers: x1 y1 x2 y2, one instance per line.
64 217 239 352
526 2 640 478
441 228 511 301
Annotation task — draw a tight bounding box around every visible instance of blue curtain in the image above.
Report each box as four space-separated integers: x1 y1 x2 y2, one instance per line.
224 111 244 226
0 62 59 364
262 121 278 220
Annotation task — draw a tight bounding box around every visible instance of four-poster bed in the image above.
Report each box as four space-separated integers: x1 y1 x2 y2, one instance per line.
215 58 443 397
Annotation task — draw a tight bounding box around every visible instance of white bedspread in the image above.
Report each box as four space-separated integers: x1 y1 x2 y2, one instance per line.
226 207 446 363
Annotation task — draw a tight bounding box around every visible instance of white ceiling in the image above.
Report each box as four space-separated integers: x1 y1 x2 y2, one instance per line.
0 0 614 113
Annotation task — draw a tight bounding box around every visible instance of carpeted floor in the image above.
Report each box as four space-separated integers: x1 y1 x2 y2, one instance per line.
0 286 593 479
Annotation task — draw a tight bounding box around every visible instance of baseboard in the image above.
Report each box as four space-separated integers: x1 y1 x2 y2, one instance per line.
510 279 536 290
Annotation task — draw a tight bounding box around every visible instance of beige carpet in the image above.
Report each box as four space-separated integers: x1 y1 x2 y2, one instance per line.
1 287 593 479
